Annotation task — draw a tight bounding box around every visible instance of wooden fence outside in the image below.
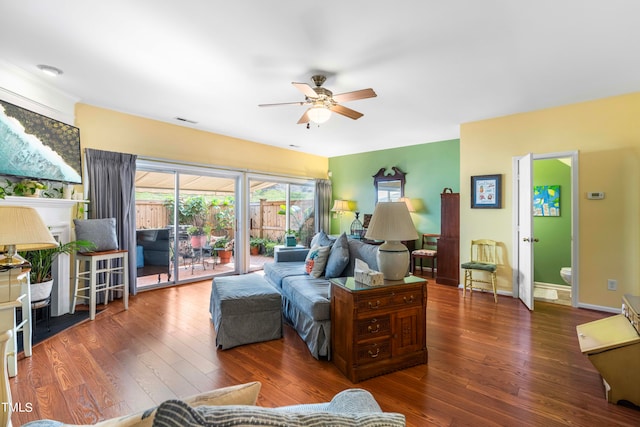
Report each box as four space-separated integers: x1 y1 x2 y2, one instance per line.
135 199 314 244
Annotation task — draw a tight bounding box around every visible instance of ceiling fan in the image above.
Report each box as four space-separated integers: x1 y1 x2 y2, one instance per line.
259 75 377 125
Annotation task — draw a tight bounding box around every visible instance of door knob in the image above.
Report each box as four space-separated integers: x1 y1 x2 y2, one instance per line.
523 237 530 242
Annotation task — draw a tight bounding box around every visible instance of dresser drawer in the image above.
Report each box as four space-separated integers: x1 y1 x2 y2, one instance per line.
356 286 423 314
356 315 391 341
356 339 391 364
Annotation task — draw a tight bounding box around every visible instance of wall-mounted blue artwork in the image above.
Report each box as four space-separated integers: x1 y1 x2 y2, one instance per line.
533 185 560 216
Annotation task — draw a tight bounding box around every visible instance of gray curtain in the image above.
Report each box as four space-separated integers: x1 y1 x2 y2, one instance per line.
85 148 138 295
315 179 332 234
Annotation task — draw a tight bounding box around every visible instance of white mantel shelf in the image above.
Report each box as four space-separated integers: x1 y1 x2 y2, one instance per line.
0 196 82 208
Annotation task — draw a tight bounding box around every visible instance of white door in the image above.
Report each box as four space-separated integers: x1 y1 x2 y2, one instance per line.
517 153 534 310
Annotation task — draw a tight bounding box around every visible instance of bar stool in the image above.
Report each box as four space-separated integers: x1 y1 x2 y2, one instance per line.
72 249 129 320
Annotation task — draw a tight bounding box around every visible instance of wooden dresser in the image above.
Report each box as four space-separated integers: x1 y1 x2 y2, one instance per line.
330 276 427 382
436 188 460 286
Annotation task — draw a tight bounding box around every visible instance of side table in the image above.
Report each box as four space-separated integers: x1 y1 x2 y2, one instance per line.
330 275 427 382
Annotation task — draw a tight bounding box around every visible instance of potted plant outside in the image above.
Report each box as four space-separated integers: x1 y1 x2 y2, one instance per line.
187 225 206 249
284 229 299 247
213 237 233 264
250 237 265 255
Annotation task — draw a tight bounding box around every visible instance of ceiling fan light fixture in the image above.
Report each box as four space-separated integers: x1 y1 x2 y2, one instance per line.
308 106 331 124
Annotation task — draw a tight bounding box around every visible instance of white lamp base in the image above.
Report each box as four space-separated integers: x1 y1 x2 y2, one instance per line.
376 240 409 280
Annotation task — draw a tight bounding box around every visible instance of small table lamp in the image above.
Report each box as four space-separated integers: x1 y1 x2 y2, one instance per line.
331 199 352 235
0 206 58 266
364 202 418 280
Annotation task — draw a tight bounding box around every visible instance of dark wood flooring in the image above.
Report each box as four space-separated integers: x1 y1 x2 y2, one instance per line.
10 277 639 426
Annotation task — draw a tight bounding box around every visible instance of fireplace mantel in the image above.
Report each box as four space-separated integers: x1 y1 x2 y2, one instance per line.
0 196 82 316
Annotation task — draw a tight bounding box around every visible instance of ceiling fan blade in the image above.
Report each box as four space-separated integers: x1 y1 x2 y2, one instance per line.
258 101 307 107
297 109 311 124
292 82 319 99
332 88 377 103
329 104 364 120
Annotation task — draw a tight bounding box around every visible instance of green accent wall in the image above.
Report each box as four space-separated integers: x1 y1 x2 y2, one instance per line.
533 159 572 285
328 139 460 237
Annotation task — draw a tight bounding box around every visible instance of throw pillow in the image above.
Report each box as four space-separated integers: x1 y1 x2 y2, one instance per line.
324 232 350 278
304 245 330 278
310 230 335 248
74 218 119 252
152 399 406 427
66 382 262 427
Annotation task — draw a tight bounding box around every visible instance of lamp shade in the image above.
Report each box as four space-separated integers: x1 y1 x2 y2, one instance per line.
364 202 418 242
0 206 58 265
331 200 351 212
364 202 418 280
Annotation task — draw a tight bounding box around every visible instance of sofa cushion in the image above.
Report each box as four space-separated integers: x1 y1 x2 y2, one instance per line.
281 275 331 321
152 399 406 427
304 245 330 278
342 239 380 277
310 230 335 248
325 232 350 278
276 389 383 414
74 218 119 252
23 382 263 427
263 261 306 289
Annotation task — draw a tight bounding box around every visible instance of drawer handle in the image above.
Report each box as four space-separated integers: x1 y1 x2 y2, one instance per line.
368 323 380 333
403 295 415 303
368 346 380 358
368 300 381 309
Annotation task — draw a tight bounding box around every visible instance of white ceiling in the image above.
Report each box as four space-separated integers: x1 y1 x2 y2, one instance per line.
1 1 639 158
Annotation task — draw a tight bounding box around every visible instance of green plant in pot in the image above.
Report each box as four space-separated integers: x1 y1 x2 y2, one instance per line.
213 237 233 264
250 237 265 255
14 179 47 197
21 240 95 303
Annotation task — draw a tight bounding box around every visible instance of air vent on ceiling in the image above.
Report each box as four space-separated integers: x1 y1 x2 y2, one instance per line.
174 117 198 124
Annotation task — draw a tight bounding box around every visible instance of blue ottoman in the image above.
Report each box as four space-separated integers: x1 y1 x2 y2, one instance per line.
209 274 282 349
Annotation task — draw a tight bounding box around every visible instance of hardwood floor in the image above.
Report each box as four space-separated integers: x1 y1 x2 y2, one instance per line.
11 277 639 426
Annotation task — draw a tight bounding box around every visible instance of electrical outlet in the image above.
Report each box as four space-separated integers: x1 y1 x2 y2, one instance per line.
607 279 617 291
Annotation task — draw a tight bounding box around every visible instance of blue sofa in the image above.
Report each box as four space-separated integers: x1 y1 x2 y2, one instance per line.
263 232 379 359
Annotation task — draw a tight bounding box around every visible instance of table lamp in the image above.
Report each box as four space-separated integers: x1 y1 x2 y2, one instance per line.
331 199 352 235
0 206 58 267
364 202 418 280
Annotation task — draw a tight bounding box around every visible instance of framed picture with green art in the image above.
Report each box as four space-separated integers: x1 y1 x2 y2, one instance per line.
533 185 560 216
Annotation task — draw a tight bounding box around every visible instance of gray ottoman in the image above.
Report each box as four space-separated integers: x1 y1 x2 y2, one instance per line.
210 273 282 349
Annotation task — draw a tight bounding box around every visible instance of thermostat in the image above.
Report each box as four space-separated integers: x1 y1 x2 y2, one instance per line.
587 192 605 200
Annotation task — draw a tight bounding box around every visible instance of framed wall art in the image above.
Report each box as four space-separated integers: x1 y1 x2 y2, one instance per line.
533 185 560 216
471 174 502 209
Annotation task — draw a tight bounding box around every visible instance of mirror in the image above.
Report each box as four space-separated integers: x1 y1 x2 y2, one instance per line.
373 167 406 203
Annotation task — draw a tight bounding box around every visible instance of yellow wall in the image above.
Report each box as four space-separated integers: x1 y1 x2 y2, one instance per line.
75 103 329 178
461 92 640 309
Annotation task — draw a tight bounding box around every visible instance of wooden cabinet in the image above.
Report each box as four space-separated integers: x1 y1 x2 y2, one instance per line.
330 276 427 382
437 188 459 286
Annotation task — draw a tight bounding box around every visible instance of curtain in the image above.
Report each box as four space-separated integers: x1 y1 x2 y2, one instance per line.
315 179 332 234
85 148 138 295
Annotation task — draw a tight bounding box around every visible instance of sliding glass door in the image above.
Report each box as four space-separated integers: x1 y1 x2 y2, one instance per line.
247 176 315 272
135 161 239 289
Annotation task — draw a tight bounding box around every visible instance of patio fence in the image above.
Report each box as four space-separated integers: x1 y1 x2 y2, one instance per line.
135 199 314 244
